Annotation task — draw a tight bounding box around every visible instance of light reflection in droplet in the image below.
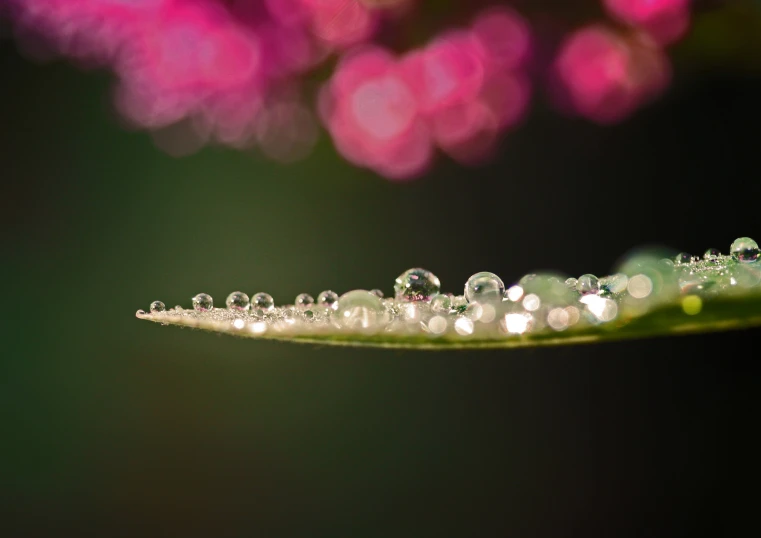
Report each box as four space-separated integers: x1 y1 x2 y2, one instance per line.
454 316 474 335
522 293 541 312
547 308 570 331
502 313 531 334
506 285 524 302
427 315 448 335
628 274 653 298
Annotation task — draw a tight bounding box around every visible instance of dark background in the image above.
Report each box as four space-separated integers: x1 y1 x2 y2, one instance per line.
2 3 760 537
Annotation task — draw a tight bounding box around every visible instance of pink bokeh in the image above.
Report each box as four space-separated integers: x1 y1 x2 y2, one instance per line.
552 25 670 124
603 0 691 45
320 8 532 178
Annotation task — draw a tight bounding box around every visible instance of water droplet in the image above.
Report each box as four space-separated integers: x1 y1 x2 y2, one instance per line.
394 268 441 302
430 293 452 313
150 301 166 313
136 309 146 316
465 272 505 304
427 315 448 335
295 293 314 309
564 277 578 289
336 290 384 331
599 273 628 295
547 308 570 331
317 290 339 311
174 305 184 312
576 274 599 295
506 285 524 302
730 237 759 263
464 302 483 321
225 291 250 311
451 295 468 312
251 292 274 313
703 248 721 260
370 289 384 298
627 274 653 299
454 317 474 336
675 252 692 264
522 294 541 312
192 293 213 311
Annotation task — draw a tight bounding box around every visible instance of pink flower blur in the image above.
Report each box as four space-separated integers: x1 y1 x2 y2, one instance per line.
603 0 691 45
553 25 670 124
321 8 532 178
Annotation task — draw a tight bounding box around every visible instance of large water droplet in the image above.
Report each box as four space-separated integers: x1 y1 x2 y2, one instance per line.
317 290 339 311
336 290 384 331
576 274 599 295
192 293 213 311
295 293 314 309
465 272 505 304
251 292 274 313
394 268 441 302
730 237 759 263
150 301 166 313
226 291 250 311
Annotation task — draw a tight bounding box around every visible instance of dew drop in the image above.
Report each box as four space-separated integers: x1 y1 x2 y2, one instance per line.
251 292 274 313
225 291 250 311
295 293 314 309
576 274 599 295
336 290 384 331
599 273 628 295
174 305 184 312
394 268 441 302
370 289 384 298
192 293 213 312
464 302 483 321
317 290 339 311
564 277 578 289
730 237 760 263
675 252 692 264
454 317 474 336
703 248 721 260
427 315 448 335
465 272 505 304
430 293 452 313
136 309 146 316
150 300 166 313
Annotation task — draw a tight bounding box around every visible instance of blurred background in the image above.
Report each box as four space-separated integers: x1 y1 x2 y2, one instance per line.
2 1 761 536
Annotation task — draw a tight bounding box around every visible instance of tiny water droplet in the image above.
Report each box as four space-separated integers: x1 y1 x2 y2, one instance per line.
150 301 166 313
394 268 441 302
174 305 183 312
464 302 483 321
675 252 692 264
295 293 314 309
576 274 599 295
430 293 452 313
730 237 759 263
370 289 384 298
192 293 213 311
336 290 384 331
225 291 250 311
703 248 721 260
465 272 505 304
317 290 339 311
564 277 578 289
251 292 275 313
136 309 146 316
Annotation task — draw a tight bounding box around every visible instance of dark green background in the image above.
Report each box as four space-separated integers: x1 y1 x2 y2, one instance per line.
2 5 761 536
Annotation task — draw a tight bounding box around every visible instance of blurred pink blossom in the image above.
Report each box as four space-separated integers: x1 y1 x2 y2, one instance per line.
603 0 691 45
552 25 670 124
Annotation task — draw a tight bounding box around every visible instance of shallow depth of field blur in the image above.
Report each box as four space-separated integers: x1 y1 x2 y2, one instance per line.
2 1 761 536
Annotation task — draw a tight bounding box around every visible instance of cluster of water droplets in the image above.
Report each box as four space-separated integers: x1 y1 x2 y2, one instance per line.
137 237 761 340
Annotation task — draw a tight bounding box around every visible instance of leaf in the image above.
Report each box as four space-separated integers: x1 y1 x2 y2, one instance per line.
136 242 761 350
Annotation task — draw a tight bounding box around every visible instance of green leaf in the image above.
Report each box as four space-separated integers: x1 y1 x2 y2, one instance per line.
136 241 761 350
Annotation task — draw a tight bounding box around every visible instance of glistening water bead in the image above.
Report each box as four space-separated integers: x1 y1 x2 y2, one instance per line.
192 293 213 312
226 291 250 311
464 272 505 304
730 237 760 263
394 268 441 302
252 292 274 313
139 236 761 344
